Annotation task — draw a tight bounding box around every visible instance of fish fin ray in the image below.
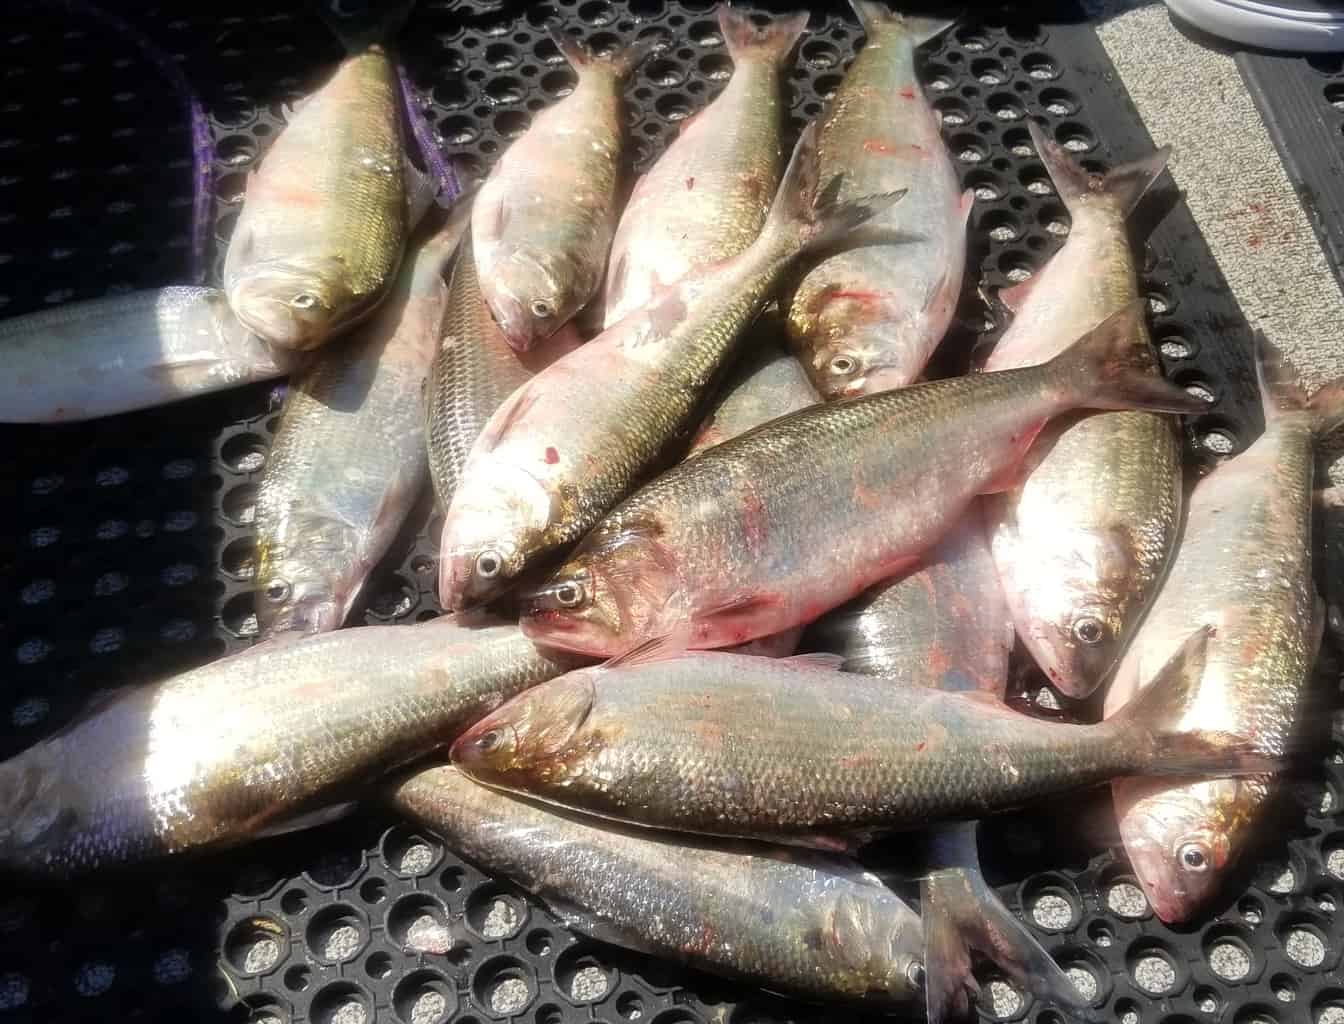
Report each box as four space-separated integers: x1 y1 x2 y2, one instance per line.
1027 120 1168 217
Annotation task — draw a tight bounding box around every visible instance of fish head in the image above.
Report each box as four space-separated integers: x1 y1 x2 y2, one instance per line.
0 741 75 872
520 522 681 657
485 247 580 351
1006 526 1140 698
1115 778 1243 923
255 518 357 637
225 257 362 351
803 325 925 400
824 891 927 1002
451 672 598 784
439 465 554 610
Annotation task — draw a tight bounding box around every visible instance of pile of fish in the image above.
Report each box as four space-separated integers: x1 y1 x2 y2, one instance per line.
2 3 1340 1022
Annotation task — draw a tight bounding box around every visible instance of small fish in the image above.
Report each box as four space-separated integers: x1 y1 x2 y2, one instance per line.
984 120 1177 699
603 6 807 328
440 125 900 612
1106 346 1341 923
521 304 1207 656
224 6 431 350
426 227 583 513
474 28 654 350
0 287 291 423
0 618 584 876
254 209 465 637
451 640 1273 842
786 2 968 399
389 766 925 1007
813 512 1097 1024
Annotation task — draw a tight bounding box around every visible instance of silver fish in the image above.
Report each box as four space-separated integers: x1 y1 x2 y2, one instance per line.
254 210 465 637
390 765 926 1007
0 287 289 423
0 618 583 876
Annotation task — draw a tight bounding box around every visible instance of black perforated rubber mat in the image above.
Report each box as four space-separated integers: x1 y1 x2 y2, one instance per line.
1 2 1340 1023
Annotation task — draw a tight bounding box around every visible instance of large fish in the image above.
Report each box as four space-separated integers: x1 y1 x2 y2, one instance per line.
439 126 899 612
389 766 926 1007
602 7 807 328
984 120 1176 699
521 305 1207 656
425 228 583 513
473 29 653 351
0 618 583 876
451 642 1271 842
0 287 291 423
224 8 430 351
785 2 969 400
254 209 464 637
812 513 1094 1024
1106 350 1341 923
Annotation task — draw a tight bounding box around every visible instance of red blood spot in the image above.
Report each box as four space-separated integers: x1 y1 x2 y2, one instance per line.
544 446 559 464
685 176 695 191
1248 234 1262 249
915 740 927 753
826 289 887 306
863 139 896 155
742 489 768 552
898 86 916 99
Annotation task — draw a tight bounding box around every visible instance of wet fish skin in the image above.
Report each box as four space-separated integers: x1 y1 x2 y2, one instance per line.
786 2 967 400
426 229 584 513
985 120 1178 699
474 30 653 351
255 212 465 638
690 328 818 658
224 39 420 351
0 619 585 876
440 125 900 612
1107 352 1342 923
603 7 807 328
390 766 925 1006
687 328 819 455
0 287 291 423
520 304 1207 656
451 641 1268 841
810 507 1011 689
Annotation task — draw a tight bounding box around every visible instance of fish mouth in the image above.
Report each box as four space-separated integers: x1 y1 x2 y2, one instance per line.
228 293 313 350
519 609 610 656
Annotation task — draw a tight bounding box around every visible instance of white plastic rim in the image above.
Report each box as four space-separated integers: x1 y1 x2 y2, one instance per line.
1165 0 1344 51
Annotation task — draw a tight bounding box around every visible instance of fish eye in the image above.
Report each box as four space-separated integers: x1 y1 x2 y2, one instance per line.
475 550 504 579
828 353 859 376
263 578 292 604
906 961 925 989
290 292 319 310
553 581 586 608
530 299 555 319
476 729 503 753
1179 842 1210 872
1072 615 1106 646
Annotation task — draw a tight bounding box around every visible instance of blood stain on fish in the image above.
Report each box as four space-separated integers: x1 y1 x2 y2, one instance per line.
544 446 559 465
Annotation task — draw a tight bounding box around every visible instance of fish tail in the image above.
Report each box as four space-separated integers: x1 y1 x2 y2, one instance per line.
1111 626 1282 776
922 825 1102 1024
1026 120 1169 219
760 123 905 255
319 0 416 53
849 1 957 47
1255 333 1344 438
1050 301 1209 415
719 6 809 67
548 24 662 81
